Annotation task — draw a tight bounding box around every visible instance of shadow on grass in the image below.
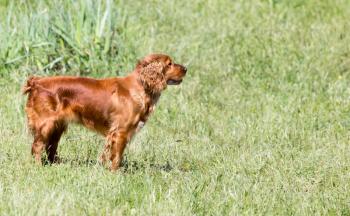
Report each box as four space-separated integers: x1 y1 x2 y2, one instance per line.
42 156 174 173
121 159 173 173
42 157 96 166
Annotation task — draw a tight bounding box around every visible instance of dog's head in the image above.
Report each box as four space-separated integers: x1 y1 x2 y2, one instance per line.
136 54 187 94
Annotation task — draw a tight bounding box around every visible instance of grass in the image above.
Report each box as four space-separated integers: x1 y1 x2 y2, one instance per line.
1 0 350 215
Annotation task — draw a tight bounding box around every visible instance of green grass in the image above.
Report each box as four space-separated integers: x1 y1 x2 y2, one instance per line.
1 0 350 215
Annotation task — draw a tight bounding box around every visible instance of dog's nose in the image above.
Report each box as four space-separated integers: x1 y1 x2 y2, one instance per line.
183 66 187 74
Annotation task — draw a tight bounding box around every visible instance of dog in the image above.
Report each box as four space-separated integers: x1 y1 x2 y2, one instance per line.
23 53 187 171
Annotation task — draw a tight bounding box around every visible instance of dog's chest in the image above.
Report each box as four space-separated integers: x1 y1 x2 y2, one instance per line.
135 95 159 132
135 103 156 132
136 121 145 132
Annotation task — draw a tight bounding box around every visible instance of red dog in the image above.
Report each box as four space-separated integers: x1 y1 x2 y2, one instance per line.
23 54 187 171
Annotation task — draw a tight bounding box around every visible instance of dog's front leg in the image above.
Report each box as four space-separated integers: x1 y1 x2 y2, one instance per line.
107 130 128 171
99 141 110 166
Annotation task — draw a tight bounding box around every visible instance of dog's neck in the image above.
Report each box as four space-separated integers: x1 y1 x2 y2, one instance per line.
127 71 162 121
128 70 162 98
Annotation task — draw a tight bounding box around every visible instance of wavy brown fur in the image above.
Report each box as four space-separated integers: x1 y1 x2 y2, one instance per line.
23 53 187 171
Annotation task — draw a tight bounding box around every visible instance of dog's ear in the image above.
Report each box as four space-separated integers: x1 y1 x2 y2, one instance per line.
138 61 167 94
136 59 147 69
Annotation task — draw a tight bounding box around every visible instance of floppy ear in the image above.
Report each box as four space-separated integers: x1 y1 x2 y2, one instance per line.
138 61 167 94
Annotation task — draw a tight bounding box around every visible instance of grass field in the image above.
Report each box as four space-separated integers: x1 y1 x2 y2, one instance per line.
1 0 350 215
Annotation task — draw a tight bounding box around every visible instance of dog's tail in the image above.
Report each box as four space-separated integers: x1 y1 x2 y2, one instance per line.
22 76 40 95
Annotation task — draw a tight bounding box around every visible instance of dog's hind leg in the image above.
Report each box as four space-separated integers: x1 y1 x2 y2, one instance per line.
46 123 67 163
31 119 60 164
31 133 45 165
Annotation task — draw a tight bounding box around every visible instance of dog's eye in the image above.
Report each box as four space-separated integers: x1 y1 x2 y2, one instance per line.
168 62 172 66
